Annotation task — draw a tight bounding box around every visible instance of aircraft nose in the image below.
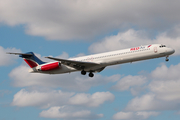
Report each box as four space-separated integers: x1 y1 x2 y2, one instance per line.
169 48 175 54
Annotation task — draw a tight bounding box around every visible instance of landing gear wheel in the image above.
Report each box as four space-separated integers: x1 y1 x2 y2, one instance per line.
81 70 86 75
89 72 94 77
165 56 169 62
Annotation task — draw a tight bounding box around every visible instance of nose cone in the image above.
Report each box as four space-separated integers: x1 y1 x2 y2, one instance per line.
169 48 175 55
171 48 175 54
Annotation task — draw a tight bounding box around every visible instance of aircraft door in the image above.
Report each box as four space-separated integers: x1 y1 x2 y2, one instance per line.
154 47 158 53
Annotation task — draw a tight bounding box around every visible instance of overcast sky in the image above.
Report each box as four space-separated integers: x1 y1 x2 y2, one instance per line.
1 0 180 120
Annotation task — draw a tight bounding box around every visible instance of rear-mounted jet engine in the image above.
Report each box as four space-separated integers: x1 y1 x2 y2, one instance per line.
38 62 61 71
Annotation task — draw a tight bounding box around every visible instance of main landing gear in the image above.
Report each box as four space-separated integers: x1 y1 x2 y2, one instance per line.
81 70 86 75
165 56 169 62
89 72 94 77
81 70 94 77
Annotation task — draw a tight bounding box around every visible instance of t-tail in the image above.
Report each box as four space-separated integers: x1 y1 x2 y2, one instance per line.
7 52 46 68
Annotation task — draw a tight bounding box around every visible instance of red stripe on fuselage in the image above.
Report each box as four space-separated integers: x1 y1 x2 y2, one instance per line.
24 59 38 68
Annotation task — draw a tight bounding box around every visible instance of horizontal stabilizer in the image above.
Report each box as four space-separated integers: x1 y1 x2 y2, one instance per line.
6 52 33 56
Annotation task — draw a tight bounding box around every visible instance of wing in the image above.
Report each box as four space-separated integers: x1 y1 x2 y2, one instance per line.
45 57 99 70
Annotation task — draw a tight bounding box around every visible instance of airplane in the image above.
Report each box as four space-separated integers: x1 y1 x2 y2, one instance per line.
7 44 175 77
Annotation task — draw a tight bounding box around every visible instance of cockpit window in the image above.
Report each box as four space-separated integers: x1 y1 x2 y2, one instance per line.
159 45 166 48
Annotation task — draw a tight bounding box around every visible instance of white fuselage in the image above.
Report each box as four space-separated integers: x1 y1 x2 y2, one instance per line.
31 44 175 74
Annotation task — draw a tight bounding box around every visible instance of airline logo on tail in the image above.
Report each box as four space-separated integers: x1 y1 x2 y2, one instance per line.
23 59 39 68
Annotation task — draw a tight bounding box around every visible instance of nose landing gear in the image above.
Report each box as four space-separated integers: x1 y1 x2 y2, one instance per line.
165 56 169 62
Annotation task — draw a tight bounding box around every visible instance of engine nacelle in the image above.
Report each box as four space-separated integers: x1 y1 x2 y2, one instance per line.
39 62 61 71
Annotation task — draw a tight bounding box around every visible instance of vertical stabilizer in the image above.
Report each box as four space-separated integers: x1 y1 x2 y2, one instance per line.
19 52 46 68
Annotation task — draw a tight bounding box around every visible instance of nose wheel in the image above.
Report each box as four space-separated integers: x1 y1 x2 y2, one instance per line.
165 56 169 62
